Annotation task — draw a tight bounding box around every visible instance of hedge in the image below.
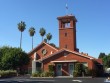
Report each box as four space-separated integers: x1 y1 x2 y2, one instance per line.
32 71 54 77
0 70 17 78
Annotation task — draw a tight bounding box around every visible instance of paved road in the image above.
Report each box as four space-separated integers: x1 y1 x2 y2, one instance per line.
0 76 108 83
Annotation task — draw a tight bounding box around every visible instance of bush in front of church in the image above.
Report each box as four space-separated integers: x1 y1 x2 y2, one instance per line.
32 64 55 77
32 71 54 77
73 63 83 77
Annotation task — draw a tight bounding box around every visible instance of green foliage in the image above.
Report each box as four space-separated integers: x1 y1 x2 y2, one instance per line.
32 71 54 77
48 64 54 72
0 46 30 70
83 68 98 77
46 71 54 77
107 54 110 67
0 70 17 78
44 38 47 43
17 21 26 48
84 67 92 76
73 70 80 77
98 52 106 59
39 28 46 36
29 27 36 36
98 53 110 68
49 43 56 48
84 67 96 76
29 27 36 49
32 64 54 77
73 63 83 77
73 63 98 77
46 33 52 43
103 55 110 68
39 28 46 41
18 21 26 32
32 71 41 77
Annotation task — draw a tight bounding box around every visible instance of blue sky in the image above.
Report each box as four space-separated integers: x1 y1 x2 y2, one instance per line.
0 0 110 58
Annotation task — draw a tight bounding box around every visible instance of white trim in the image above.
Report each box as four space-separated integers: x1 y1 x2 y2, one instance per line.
64 49 94 59
39 48 94 62
28 42 58 55
38 49 64 62
51 60 77 63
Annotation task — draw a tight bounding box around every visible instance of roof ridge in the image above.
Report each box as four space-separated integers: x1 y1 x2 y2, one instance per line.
38 48 94 61
43 42 58 51
28 42 58 55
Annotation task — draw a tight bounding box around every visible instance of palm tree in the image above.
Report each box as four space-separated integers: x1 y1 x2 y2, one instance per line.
18 21 26 48
46 33 52 43
29 27 36 49
44 38 47 43
39 28 46 42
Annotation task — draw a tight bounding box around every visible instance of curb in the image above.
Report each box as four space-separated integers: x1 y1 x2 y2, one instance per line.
30 76 54 78
30 76 93 79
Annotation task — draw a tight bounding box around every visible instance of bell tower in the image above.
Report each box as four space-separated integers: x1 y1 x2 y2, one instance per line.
57 15 79 52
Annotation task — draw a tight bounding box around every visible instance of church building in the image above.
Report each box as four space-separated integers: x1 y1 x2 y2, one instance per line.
28 15 103 76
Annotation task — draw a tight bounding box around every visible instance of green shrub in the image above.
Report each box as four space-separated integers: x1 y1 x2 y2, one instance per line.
84 68 97 77
32 71 41 77
32 64 55 77
47 71 54 77
84 68 92 76
73 63 83 77
32 71 54 77
0 70 17 78
73 71 80 77
48 65 54 72
32 73 39 77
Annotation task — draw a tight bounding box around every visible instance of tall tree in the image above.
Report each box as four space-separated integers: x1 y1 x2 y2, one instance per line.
46 33 52 43
103 54 110 68
98 52 106 59
0 46 30 70
49 43 56 47
18 21 26 48
44 38 47 43
39 28 46 71
39 28 46 42
29 27 36 49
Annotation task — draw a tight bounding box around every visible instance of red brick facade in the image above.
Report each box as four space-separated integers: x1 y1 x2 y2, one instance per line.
42 49 94 76
58 16 77 51
28 15 103 76
28 42 58 68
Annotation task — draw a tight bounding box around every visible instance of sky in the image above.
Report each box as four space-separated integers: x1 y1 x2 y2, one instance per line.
0 0 110 58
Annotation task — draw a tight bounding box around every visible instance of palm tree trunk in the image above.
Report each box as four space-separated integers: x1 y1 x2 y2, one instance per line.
32 36 33 49
42 36 43 42
20 32 22 49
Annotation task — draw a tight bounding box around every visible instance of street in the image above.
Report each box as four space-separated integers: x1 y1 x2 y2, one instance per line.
0 76 107 83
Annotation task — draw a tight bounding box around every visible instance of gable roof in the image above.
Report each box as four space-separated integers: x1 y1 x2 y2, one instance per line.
37 48 96 62
28 42 58 55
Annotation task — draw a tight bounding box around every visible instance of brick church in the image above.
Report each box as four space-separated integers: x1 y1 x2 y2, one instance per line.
27 15 103 76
